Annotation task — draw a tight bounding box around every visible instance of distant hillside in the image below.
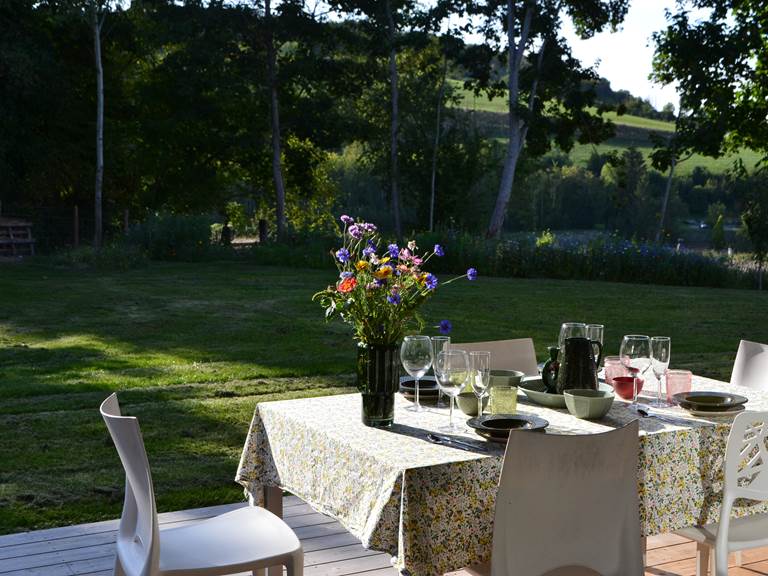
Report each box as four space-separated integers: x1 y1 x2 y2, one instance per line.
451 80 760 175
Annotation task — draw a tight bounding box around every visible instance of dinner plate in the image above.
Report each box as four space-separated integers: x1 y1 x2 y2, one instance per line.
683 404 746 417
467 413 549 442
399 376 439 398
674 391 748 411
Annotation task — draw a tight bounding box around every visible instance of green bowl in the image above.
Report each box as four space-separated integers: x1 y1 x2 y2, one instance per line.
520 385 567 408
456 392 488 417
489 369 525 388
564 389 614 419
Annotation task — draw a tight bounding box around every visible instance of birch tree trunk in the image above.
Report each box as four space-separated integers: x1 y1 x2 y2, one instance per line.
93 6 104 249
385 0 402 241
655 155 676 243
486 0 534 239
266 0 287 240
429 57 448 232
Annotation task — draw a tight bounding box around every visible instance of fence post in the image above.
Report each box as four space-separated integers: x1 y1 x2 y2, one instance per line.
258 219 268 244
74 205 80 247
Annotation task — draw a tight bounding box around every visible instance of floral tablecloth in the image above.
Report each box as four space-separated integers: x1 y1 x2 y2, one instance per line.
235 377 768 576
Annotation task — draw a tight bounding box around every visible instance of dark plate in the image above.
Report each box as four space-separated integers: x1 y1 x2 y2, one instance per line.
673 391 748 411
399 376 439 396
467 413 549 442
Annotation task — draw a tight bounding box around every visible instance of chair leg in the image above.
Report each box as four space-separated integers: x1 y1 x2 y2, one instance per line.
695 543 710 576
734 549 742 566
641 536 647 567
114 557 126 576
286 550 304 576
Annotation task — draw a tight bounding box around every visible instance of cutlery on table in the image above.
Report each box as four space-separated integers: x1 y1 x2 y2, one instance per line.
427 433 488 452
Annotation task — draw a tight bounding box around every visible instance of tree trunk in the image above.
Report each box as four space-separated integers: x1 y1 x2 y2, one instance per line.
429 57 448 233
486 0 534 239
655 155 676 243
93 7 104 249
385 0 402 241
266 0 287 241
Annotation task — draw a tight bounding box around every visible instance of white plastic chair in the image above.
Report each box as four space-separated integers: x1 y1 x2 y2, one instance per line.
452 338 539 376
473 420 643 576
731 340 768 391
101 394 303 576
676 411 768 576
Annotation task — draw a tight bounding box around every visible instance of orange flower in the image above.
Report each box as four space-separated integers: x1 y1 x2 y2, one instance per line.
337 277 357 293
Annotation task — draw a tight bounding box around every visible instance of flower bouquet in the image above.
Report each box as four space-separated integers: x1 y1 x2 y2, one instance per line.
314 215 477 427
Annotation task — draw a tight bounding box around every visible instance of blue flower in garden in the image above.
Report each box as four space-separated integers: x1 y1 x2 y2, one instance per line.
348 225 363 239
467 267 478 281
439 319 452 335
335 248 350 263
387 292 401 305
388 244 399 259
362 246 375 258
340 271 354 279
425 273 438 290
434 244 444 257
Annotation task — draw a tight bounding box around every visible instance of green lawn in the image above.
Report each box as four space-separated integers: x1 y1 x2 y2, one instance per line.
1 260 767 534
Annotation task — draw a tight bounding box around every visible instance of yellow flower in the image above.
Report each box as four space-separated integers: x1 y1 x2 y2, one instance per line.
379 256 391 264
355 260 369 271
374 266 393 280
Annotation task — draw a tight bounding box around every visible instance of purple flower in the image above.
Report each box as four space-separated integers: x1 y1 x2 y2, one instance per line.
340 215 354 224
439 319 452 335
340 271 354 279
348 225 363 239
360 222 377 233
434 244 444 257
387 244 399 259
467 267 478 281
374 278 386 288
363 241 376 258
387 291 401 305
335 248 350 263
425 273 438 290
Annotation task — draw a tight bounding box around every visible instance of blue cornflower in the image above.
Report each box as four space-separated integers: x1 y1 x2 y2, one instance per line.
387 243 399 259
335 248 350 263
434 244 445 257
467 267 478 281
425 273 438 290
439 319 452 335
387 291 401 305
340 271 354 279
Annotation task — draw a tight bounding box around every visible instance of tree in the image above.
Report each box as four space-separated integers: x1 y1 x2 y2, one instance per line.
742 189 768 290
463 0 630 238
90 0 108 248
649 123 693 243
653 0 768 164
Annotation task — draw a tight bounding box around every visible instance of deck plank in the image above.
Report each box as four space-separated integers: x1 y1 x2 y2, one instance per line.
6 495 768 575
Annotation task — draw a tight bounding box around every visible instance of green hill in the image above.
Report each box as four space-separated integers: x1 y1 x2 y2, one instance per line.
451 81 761 175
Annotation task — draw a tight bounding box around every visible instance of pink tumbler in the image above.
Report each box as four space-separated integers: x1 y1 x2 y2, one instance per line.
666 369 692 403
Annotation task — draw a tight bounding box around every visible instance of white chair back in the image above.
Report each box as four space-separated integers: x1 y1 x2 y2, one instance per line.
100 394 160 576
731 340 768 391
451 338 538 376
491 421 643 576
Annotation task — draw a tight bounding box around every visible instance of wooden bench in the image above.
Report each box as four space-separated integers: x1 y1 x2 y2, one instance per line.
0 217 35 256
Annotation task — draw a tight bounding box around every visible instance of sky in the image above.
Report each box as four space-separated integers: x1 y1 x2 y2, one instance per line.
560 0 681 110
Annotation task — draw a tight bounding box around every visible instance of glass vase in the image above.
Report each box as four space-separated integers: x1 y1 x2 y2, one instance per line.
357 342 400 427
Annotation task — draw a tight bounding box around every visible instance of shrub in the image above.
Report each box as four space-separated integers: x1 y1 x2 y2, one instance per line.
126 212 215 260
49 243 148 270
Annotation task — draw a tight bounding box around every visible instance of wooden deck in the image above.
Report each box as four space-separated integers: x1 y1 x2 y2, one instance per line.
2 496 768 576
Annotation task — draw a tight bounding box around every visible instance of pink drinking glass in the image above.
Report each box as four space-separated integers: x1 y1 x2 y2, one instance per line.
604 356 629 386
666 369 692 403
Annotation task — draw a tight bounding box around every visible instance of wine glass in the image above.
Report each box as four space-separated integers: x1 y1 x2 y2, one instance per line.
559 322 587 351
620 335 652 412
401 336 433 412
470 351 491 417
435 349 469 432
650 336 671 407
431 336 450 407
586 324 604 365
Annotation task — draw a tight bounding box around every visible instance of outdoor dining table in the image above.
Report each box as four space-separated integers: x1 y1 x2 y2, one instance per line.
235 375 768 576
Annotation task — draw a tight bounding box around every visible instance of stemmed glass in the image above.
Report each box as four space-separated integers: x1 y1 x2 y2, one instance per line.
587 324 604 365
435 349 469 432
431 336 450 407
470 351 491 417
400 335 433 412
619 335 652 412
650 337 671 408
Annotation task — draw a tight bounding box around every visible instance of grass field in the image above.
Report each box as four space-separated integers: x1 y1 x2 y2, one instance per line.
451 81 762 175
1 259 767 534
